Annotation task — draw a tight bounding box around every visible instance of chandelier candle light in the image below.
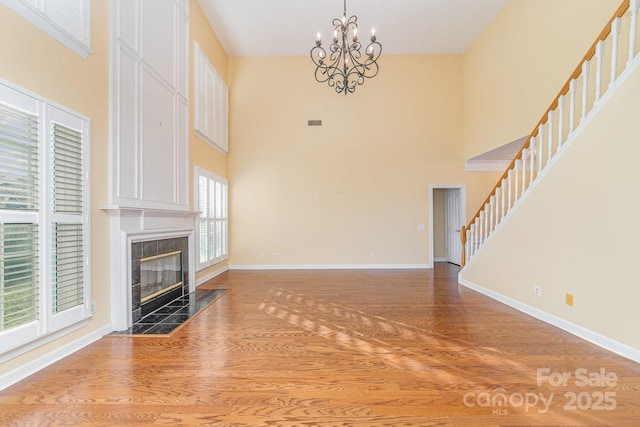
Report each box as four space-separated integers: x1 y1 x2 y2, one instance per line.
311 0 382 95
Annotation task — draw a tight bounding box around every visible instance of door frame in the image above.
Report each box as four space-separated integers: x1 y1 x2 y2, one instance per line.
429 184 466 267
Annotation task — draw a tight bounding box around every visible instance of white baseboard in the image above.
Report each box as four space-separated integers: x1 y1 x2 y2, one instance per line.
196 265 229 286
0 323 113 392
229 263 432 270
458 276 640 364
434 257 446 262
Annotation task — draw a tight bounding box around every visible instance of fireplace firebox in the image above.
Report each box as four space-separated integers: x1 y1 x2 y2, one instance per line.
140 251 182 303
131 237 189 323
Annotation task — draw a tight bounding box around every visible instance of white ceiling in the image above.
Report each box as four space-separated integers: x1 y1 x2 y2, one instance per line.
197 0 509 57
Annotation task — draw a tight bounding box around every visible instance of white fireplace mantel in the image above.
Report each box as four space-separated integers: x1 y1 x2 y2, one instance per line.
100 205 198 331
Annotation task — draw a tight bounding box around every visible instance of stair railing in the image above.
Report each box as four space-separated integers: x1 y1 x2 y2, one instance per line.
461 0 639 267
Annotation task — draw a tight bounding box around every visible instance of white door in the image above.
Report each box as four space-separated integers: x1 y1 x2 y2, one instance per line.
444 189 462 265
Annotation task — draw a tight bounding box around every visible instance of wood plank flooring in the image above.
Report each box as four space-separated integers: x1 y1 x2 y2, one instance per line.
1 263 639 426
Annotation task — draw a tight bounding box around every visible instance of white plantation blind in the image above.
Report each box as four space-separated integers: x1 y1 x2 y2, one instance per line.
198 174 208 264
0 103 38 211
1 0 91 58
0 79 90 356
52 123 83 214
44 0 85 42
0 101 39 333
215 180 228 259
52 223 83 313
194 42 228 154
0 223 39 331
195 167 228 269
51 122 84 314
214 77 228 153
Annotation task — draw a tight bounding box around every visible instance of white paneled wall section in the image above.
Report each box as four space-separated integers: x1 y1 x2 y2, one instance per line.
110 0 190 210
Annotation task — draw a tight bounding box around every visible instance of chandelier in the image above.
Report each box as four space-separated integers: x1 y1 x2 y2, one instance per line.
310 0 382 95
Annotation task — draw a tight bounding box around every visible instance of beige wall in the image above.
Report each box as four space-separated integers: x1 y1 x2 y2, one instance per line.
228 55 498 267
463 0 621 160
0 0 110 374
461 60 640 350
189 0 230 282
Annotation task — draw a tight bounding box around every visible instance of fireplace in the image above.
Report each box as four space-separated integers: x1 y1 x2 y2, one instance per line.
101 206 198 331
131 236 189 323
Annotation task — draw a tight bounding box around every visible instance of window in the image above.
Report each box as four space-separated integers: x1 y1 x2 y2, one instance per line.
195 167 227 270
194 42 228 154
0 79 90 357
1 0 91 59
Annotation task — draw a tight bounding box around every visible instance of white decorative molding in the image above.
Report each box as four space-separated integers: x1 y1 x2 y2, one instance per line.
0 323 113 392
100 206 197 331
458 277 640 364
110 0 190 210
229 264 432 270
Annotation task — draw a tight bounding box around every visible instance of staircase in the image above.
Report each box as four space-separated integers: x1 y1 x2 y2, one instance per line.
461 0 640 267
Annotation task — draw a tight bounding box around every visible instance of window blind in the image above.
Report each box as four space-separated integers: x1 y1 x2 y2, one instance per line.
51 122 84 314
0 223 39 331
3 0 91 58
0 103 38 211
52 223 83 313
52 123 83 215
44 0 85 42
198 174 208 264
193 42 228 154
195 168 228 269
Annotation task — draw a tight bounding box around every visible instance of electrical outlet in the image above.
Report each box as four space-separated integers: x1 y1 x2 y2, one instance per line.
370 251 376 258
275 252 282 259
534 285 541 297
566 293 574 306
91 301 96 314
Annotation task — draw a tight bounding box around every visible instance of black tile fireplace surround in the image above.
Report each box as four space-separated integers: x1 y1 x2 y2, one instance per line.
130 236 189 323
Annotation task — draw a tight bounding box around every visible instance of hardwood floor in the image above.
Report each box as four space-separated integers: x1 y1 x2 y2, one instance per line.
1 263 639 426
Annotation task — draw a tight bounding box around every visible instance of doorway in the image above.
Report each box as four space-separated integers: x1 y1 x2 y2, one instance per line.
429 185 466 266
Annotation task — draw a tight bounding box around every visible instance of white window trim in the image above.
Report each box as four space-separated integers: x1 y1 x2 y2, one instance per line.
1 0 92 59
193 42 228 154
0 78 91 361
194 167 228 271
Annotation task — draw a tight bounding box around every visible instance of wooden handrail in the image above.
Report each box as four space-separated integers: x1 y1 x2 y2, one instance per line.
464 0 631 235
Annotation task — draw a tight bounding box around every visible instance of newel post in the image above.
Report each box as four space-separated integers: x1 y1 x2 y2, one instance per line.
460 226 467 267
